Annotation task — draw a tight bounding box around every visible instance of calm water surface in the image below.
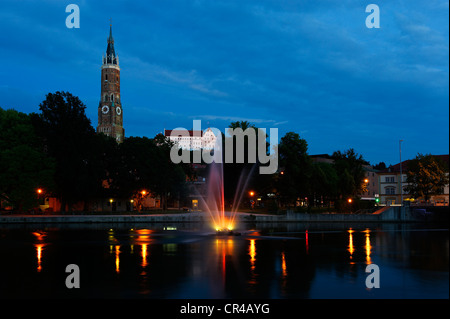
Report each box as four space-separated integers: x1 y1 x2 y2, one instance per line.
0 222 448 299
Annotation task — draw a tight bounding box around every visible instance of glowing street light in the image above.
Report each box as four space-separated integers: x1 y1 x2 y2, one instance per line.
364 178 369 183
249 191 254 197
141 190 147 196
348 198 353 203
36 188 43 195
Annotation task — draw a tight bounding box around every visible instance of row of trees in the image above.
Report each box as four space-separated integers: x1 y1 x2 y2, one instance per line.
0 92 190 212
1 91 447 212
405 154 449 202
223 125 448 211
259 132 370 210
224 126 448 211
195 122 371 211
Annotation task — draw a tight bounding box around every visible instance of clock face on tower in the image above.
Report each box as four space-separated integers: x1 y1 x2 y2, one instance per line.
102 105 109 114
116 106 122 115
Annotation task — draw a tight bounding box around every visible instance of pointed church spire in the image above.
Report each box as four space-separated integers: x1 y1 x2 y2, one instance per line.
108 20 114 44
105 20 118 65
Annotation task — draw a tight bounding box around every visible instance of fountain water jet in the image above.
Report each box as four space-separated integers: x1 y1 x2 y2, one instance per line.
189 134 257 233
195 161 256 234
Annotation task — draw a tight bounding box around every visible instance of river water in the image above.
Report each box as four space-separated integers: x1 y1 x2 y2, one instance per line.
0 222 448 299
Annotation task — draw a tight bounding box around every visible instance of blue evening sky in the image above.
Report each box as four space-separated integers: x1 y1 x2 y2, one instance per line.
0 0 448 165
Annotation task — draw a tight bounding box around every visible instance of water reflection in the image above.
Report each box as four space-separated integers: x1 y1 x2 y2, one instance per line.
108 228 157 273
133 229 153 243
215 238 234 284
249 239 256 271
305 230 309 254
32 231 47 272
132 229 154 295
281 251 287 277
347 228 373 264
131 229 153 268
108 228 117 244
164 243 178 255
348 229 355 261
364 229 372 264
35 244 44 272
248 239 257 288
0 224 445 299
141 244 148 268
115 245 120 273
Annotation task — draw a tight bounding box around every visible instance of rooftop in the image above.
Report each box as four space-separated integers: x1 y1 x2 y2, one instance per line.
379 154 449 174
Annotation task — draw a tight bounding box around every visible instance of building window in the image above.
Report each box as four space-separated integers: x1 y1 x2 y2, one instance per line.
385 187 395 195
385 177 395 183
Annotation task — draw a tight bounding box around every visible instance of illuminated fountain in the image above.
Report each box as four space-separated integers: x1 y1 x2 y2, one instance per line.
198 160 256 235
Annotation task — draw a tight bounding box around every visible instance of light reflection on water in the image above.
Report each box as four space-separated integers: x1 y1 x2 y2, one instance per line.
35 244 44 273
364 229 372 265
32 231 47 273
0 223 448 299
348 229 355 262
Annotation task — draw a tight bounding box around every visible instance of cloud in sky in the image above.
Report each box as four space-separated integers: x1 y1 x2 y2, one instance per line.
0 0 448 165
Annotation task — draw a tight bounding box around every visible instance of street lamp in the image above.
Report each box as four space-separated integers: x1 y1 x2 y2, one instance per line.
249 191 255 210
36 188 43 207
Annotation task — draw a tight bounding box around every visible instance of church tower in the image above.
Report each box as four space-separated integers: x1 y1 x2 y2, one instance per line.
97 24 124 143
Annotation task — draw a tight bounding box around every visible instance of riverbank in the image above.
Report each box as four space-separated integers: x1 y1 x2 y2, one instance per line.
0 206 446 224
0 212 206 224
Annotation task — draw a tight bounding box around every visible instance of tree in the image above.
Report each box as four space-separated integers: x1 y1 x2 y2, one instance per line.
93 132 121 199
0 107 55 211
152 133 188 210
309 162 338 207
373 162 387 170
332 148 368 199
277 132 312 207
35 91 103 212
114 136 158 198
228 120 254 131
222 121 265 206
404 154 449 202
115 135 188 211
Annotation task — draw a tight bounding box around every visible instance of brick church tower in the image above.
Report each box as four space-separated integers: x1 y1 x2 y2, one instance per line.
97 24 124 143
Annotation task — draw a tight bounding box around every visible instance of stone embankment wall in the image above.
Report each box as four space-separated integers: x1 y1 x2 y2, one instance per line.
0 206 440 224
